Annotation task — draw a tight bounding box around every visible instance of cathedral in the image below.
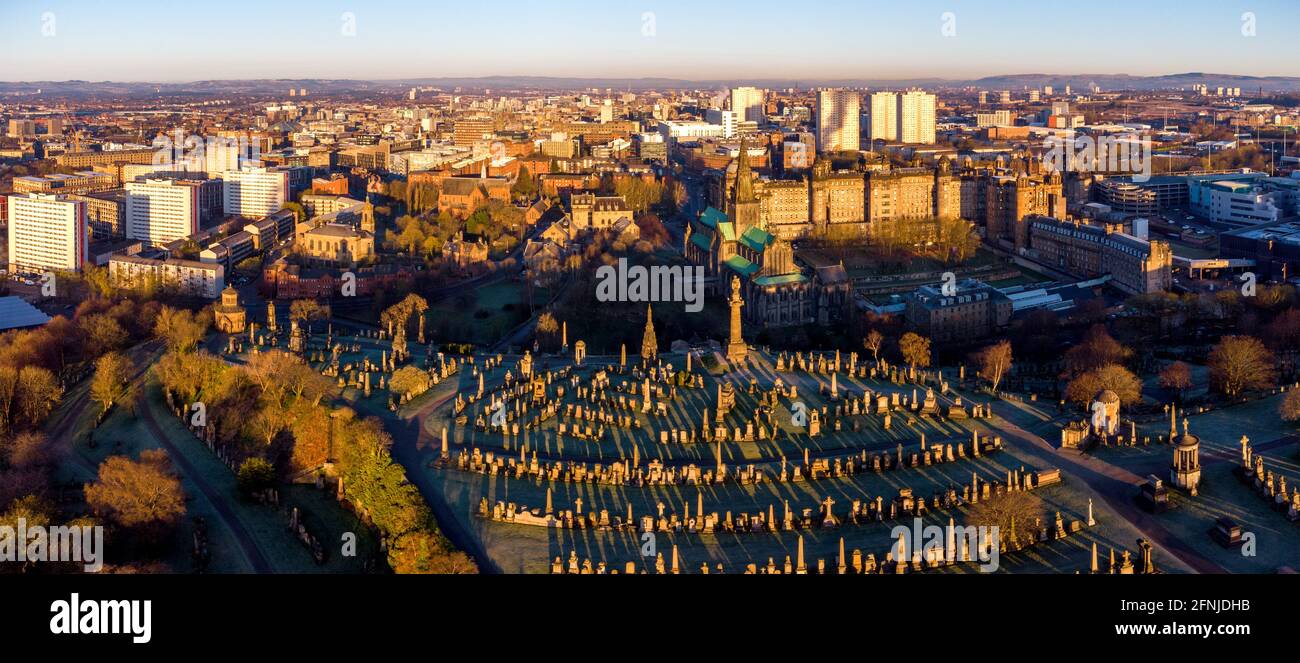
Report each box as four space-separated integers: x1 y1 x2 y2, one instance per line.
685 141 851 329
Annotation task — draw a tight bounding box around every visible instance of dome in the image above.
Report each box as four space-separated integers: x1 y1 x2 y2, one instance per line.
1175 420 1199 448
1095 390 1120 405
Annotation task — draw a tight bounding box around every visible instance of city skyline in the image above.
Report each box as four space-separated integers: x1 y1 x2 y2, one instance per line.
2 0 1299 82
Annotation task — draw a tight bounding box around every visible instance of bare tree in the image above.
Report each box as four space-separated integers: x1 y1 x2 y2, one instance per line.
966 490 1045 547
975 340 1013 393
1158 361 1192 403
1281 389 1300 422
1065 364 1142 408
1208 336 1275 399
1063 324 1132 377
863 329 884 365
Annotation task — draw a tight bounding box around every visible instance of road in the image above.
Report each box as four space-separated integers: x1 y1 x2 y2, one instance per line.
44 340 272 574
986 398 1226 573
138 391 273 573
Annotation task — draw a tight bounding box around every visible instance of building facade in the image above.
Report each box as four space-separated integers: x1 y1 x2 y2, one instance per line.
125 178 200 246
816 89 860 153
222 167 289 218
1026 216 1173 296
108 254 225 299
6 193 88 273
905 279 1013 344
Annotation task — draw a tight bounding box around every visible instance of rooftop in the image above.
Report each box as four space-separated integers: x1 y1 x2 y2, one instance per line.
0 296 52 331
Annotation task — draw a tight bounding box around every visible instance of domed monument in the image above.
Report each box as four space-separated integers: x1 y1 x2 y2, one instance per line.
1092 389 1121 436
214 286 247 334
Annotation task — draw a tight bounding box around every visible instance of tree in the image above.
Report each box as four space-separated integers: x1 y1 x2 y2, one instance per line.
1063 325 1132 376
289 300 330 328
965 490 1045 545
863 329 884 365
245 406 289 447
1158 361 1193 402
536 312 560 349
90 352 136 415
388 530 476 574
236 457 276 496
1065 364 1142 408
3 431 50 469
154 350 227 405
1208 336 1276 399
390 366 434 400
155 306 209 353
15 366 61 431
1265 309 1300 351
898 332 931 371
84 450 185 538
79 314 128 357
975 341 1013 392
0 365 18 437
512 167 537 200
282 202 306 224
1281 389 1300 423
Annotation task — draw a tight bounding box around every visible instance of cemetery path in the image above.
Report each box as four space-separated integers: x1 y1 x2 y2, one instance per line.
46 341 163 479
139 395 273 574
988 403 1227 574
377 390 500 574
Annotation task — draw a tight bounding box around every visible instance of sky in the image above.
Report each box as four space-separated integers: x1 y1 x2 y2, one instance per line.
1 0 1297 82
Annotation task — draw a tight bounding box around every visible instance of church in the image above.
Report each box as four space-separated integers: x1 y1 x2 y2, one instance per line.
685 142 851 329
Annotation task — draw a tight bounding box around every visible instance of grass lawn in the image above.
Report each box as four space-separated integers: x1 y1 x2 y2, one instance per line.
430 282 542 345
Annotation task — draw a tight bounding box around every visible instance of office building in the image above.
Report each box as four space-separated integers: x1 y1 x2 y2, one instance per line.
69 189 128 239
12 171 115 195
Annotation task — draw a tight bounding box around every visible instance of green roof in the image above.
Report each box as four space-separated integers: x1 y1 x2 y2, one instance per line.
718 221 736 242
690 232 712 252
699 207 727 229
753 274 808 287
739 226 775 253
723 255 760 277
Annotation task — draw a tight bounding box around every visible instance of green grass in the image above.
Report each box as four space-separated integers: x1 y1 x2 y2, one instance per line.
430 282 542 345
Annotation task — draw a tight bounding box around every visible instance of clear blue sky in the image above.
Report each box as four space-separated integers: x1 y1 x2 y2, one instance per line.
1 0 1297 81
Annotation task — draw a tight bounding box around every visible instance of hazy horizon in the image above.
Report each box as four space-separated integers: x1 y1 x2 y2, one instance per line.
2 0 1298 82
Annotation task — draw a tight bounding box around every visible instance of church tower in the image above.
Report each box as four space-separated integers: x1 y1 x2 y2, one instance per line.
730 139 761 234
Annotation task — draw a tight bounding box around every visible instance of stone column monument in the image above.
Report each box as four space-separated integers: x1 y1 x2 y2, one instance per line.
725 276 748 364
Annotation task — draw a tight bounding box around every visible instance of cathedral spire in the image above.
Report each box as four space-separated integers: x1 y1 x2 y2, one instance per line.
733 137 756 206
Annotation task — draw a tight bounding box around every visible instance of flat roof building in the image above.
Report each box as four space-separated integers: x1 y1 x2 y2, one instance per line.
6 193 89 273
